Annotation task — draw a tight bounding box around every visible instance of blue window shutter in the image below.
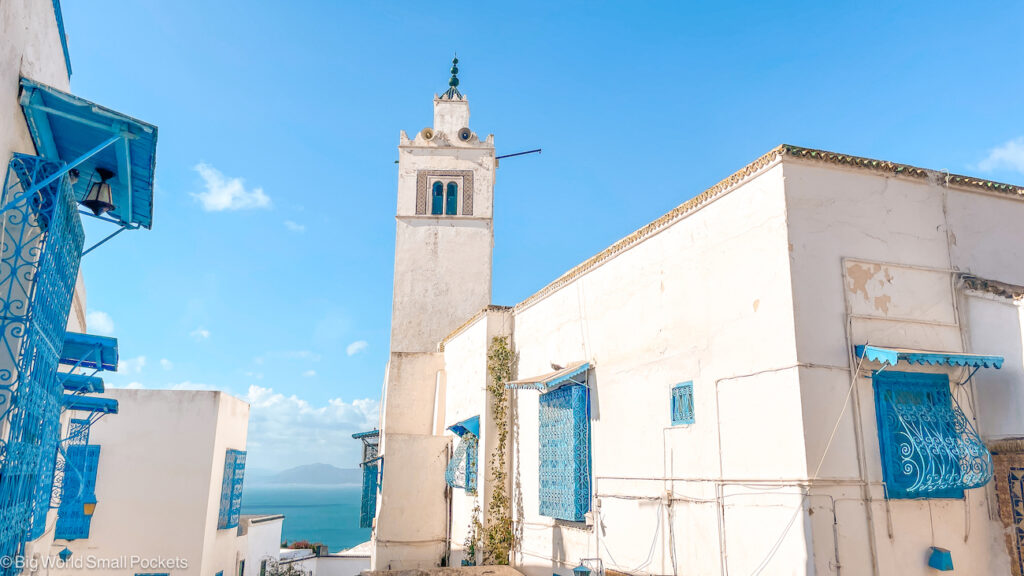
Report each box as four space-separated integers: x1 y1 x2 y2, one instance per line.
359 461 379 528
54 445 99 540
229 451 246 528
29 442 59 539
219 449 246 530
444 434 478 494
538 384 591 521
445 182 458 215
671 382 694 425
874 371 992 499
431 182 444 215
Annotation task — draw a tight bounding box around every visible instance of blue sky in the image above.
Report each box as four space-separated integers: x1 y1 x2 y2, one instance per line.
60 1 1024 470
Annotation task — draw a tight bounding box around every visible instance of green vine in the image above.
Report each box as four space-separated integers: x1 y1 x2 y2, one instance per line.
483 336 515 564
463 500 483 566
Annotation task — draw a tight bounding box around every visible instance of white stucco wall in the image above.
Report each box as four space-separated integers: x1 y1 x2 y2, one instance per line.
508 161 803 576
44 390 250 576
240 516 284 576
783 158 1024 576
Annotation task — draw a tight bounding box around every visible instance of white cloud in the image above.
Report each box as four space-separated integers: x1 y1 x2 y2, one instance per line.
123 382 144 389
977 137 1024 174
245 371 264 380
119 355 146 374
244 384 379 470
346 340 368 356
86 310 114 336
160 358 173 371
284 220 306 233
192 162 271 211
302 370 317 378
190 327 211 341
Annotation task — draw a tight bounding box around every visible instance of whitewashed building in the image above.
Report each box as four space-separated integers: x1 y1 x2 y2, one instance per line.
42 389 281 576
361 62 1024 576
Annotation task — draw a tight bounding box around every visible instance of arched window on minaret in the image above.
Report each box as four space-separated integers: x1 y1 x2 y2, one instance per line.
445 182 458 215
431 181 444 215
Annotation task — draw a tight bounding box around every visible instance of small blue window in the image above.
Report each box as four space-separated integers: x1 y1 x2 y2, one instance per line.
671 382 694 425
216 572 223 576
217 449 246 529
445 182 458 215
431 181 444 215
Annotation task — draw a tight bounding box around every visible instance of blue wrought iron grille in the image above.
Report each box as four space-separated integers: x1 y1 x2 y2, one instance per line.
873 371 993 499
671 382 694 425
0 154 84 570
53 444 99 540
538 384 591 521
218 449 246 529
359 461 379 528
1009 466 1024 576
445 433 478 494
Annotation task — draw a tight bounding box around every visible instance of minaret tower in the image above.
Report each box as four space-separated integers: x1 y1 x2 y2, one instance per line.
390 57 495 352
372 58 496 569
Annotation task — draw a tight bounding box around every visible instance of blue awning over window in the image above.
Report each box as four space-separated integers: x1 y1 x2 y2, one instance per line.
505 361 590 392
61 395 118 415
855 345 1004 369
60 373 104 394
19 77 158 229
447 415 480 438
60 332 118 371
352 429 380 440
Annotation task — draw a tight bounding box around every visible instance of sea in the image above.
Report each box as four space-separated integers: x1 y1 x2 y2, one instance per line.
240 484 370 552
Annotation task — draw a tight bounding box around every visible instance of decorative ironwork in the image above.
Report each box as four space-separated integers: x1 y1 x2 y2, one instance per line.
538 384 591 521
874 371 993 499
0 154 84 570
49 418 90 510
415 170 474 216
53 444 99 540
1008 466 1024 576
360 460 379 528
671 382 694 425
217 449 246 529
445 433 478 494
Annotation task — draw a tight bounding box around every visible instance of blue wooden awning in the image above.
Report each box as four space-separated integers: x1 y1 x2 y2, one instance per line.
352 429 380 440
447 415 480 438
505 361 591 392
60 332 118 372
61 395 118 415
19 77 158 229
60 373 104 394
855 345 1004 369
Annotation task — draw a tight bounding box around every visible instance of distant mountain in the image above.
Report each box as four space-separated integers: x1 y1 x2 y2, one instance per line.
263 463 361 485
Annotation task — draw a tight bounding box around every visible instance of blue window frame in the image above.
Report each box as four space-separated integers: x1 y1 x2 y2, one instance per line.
54 444 100 540
445 433 478 494
431 181 444 215
873 371 992 499
445 182 458 215
359 460 379 528
217 449 246 529
538 384 591 521
671 382 694 425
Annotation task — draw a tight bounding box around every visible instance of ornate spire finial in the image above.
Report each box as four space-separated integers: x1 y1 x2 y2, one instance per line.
442 54 463 100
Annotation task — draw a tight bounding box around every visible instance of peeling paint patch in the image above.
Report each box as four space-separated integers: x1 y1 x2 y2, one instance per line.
874 294 892 313
753 299 760 312
846 263 882 302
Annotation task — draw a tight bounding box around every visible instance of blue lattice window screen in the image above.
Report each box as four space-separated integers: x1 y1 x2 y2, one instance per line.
538 384 591 521
671 382 694 425
445 182 458 215
874 371 992 499
0 154 84 569
217 449 246 529
445 433 478 495
54 444 100 540
431 181 444 215
1009 466 1024 576
359 461 379 528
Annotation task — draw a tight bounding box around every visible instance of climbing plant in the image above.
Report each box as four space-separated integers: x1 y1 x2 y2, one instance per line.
483 336 515 564
463 499 483 566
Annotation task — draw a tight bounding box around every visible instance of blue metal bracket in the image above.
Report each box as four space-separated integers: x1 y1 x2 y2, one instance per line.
81 224 132 257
